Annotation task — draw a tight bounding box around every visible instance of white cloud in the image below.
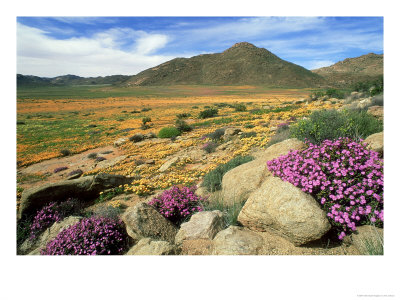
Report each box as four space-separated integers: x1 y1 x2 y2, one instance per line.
17 23 174 77
306 60 336 70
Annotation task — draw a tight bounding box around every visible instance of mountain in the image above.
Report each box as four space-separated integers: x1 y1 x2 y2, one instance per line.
312 53 383 87
17 74 131 87
123 42 325 87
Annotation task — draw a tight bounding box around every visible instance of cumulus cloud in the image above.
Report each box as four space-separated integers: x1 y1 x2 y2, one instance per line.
17 23 174 77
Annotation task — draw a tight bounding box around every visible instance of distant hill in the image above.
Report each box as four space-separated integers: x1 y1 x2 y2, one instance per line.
312 53 383 87
17 74 131 87
123 42 325 88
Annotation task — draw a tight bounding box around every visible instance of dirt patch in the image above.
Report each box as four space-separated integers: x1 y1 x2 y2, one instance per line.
18 145 126 191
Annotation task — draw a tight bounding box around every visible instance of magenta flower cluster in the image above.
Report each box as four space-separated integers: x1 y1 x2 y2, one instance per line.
41 217 128 255
149 186 206 225
267 138 383 240
30 202 62 240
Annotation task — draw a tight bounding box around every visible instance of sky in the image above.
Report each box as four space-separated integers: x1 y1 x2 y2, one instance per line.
16 16 383 77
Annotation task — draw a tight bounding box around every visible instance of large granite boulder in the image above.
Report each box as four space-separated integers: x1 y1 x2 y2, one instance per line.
175 210 224 245
221 139 305 204
18 173 133 219
364 132 383 154
238 176 331 246
121 203 178 243
212 226 264 255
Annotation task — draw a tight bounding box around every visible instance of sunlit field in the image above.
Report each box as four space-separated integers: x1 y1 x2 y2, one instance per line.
17 85 338 198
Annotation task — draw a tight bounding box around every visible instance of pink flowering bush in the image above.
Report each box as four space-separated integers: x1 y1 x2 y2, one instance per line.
41 217 128 255
148 186 206 225
30 202 62 240
267 138 383 240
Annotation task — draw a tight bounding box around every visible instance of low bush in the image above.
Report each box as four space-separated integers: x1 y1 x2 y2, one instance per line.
353 76 383 96
175 119 192 132
267 138 383 240
141 107 152 112
54 166 68 173
176 113 191 119
202 155 254 192
95 157 107 162
60 149 71 157
158 127 181 138
240 131 257 139
87 153 98 159
129 134 144 143
371 94 384 106
148 186 206 225
244 123 255 129
233 103 247 112
202 142 218 153
325 88 346 99
41 217 129 255
290 109 383 144
267 126 291 147
206 128 226 141
199 108 218 119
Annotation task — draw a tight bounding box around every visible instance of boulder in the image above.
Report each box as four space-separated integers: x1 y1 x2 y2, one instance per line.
194 186 211 198
181 239 214 255
367 106 383 120
121 203 178 243
175 210 224 245
18 173 133 219
237 176 331 246
349 225 384 255
364 132 383 154
20 216 82 255
212 226 264 255
159 156 179 172
126 238 179 255
223 127 241 141
221 139 305 205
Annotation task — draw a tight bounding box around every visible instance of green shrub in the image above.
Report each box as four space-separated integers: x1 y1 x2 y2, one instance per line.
206 128 226 141
87 153 98 159
233 103 247 112
199 108 218 119
325 88 345 99
244 123 255 129
175 119 192 132
158 127 181 138
176 113 191 119
202 195 247 228
129 134 144 142
353 76 383 96
60 149 71 157
290 109 383 144
202 155 254 192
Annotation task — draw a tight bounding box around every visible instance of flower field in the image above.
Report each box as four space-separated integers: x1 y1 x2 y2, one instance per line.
17 90 339 198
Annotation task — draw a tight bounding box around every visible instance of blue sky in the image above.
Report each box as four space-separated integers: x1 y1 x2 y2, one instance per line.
17 16 383 77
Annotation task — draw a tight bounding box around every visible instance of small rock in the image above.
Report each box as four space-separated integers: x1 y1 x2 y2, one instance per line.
159 157 179 172
367 106 383 120
175 210 224 245
145 159 155 165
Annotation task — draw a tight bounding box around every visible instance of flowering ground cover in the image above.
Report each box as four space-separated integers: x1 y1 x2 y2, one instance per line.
267 138 383 240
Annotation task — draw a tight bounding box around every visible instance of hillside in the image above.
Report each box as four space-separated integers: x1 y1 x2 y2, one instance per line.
124 42 325 88
312 53 383 87
17 74 131 87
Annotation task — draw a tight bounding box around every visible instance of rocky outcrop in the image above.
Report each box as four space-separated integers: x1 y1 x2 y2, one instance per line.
238 176 331 246
364 132 383 154
212 226 264 255
175 210 224 245
18 173 133 219
159 157 179 172
126 238 179 255
367 106 383 120
221 139 305 204
121 203 178 243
